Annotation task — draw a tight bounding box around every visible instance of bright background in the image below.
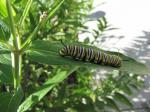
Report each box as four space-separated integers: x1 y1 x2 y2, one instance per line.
80 0 150 111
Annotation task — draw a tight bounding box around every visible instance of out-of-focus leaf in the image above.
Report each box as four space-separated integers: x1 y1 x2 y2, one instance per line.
84 37 90 44
98 17 107 31
13 0 22 4
129 83 140 91
0 0 8 17
7 86 23 112
94 99 105 110
0 54 11 64
0 54 13 84
0 18 10 41
0 87 23 112
19 0 33 26
73 102 96 112
0 92 12 112
0 49 10 54
29 11 36 30
0 63 13 84
18 67 78 112
27 40 150 74
114 92 133 107
0 0 16 17
121 85 132 95
21 0 65 50
105 97 121 112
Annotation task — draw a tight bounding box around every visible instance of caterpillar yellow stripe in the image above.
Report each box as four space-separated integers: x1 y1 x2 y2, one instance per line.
59 44 122 67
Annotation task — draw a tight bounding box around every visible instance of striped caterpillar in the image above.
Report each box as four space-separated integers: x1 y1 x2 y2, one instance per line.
59 41 122 67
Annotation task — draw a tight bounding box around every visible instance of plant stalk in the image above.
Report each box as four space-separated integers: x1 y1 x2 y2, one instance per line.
11 52 22 90
6 0 18 48
21 0 65 51
6 0 22 90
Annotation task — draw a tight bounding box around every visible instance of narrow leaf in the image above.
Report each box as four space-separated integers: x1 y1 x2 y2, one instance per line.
29 11 36 30
19 0 33 26
95 99 105 110
0 49 10 54
18 67 78 112
27 40 150 74
105 97 121 112
6 0 17 46
0 0 8 17
21 0 65 50
121 85 132 95
0 18 10 41
0 54 11 64
0 0 16 17
114 92 133 107
7 87 23 112
129 83 140 90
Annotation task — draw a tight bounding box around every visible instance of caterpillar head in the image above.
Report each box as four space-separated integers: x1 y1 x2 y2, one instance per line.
113 56 122 67
59 48 66 57
60 40 68 57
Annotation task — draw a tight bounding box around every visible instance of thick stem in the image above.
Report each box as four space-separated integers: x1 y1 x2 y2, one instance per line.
11 52 22 90
6 0 22 90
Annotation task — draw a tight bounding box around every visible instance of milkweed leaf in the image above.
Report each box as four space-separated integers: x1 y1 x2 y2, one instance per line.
114 92 133 107
18 67 78 112
105 97 121 112
27 40 150 74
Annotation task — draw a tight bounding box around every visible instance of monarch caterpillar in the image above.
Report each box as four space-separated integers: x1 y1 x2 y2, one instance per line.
59 41 122 67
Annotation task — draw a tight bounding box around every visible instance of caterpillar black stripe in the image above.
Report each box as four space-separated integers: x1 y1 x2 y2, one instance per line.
59 42 122 67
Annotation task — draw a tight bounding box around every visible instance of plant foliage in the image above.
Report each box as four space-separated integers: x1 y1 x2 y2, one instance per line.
0 0 147 112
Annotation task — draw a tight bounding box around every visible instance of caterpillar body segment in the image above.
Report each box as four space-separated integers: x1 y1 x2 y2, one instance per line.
59 44 122 67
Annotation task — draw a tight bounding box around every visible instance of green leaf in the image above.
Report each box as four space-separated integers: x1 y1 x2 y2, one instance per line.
13 0 22 4
0 54 13 84
27 40 150 74
0 18 10 41
129 83 140 91
0 0 8 17
121 85 132 95
105 97 121 112
75 104 96 112
0 0 16 18
18 67 78 112
0 54 11 64
19 0 33 26
7 86 23 112
73 101 96 112
29 11 36 30
21 0 65 50
0 87 23 112
0 49 10 54
0 92 12 112
114 92 133 107
94 99 105 110
0 63 13 84
6 0 17 42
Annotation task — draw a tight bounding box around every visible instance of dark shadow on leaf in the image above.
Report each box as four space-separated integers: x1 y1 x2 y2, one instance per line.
31 95 39 103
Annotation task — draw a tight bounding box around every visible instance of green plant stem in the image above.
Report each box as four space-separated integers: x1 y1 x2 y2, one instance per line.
6 0 22 90
6 0 18 49
11 52 22 90
21 0 65 51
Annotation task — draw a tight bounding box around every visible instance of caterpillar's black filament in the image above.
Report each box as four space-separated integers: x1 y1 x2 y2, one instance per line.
59 44 122 67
